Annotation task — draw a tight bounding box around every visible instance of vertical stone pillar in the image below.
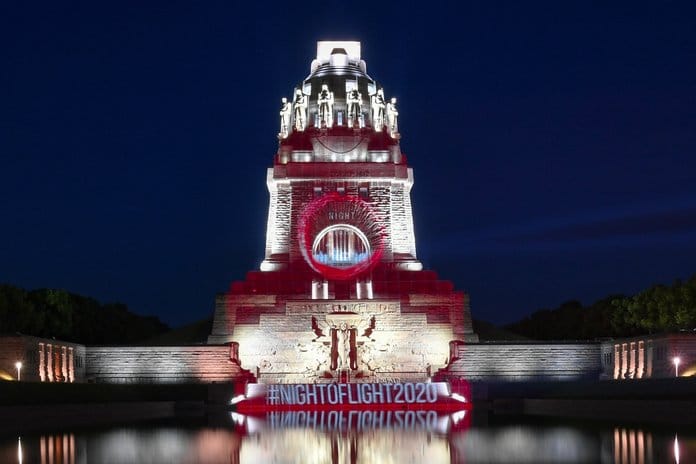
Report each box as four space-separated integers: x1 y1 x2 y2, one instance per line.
449 341 460 364
646 339 653 378
54 348 62 382
229 342 240 363
39 343 46 382
47 344 54 382
61 346 68 382
68 347 74 383
637 341 645 379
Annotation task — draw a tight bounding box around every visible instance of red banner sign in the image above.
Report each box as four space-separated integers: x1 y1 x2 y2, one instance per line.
232 382 470 413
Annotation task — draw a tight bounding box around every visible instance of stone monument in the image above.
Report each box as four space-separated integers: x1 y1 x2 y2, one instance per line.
209 41 478 384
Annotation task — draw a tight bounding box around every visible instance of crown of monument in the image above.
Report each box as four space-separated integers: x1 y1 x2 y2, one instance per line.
310 41 367 75
278 41 400 162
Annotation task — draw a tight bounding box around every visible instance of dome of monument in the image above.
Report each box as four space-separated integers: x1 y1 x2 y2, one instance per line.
277 41 400 149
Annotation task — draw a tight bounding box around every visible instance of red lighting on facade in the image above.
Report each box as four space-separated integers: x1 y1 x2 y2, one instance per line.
298 193 385 280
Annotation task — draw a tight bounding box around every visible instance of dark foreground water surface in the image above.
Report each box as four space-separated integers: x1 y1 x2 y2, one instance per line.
0 410 692 463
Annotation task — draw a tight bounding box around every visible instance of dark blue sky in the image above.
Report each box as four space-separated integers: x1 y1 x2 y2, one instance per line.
2 2 696 327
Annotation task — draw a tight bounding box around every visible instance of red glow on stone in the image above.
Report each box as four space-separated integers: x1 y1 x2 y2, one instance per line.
233 380 472 415
298 193 385 280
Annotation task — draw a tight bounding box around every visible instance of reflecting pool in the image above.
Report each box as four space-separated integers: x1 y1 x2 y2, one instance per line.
0 411 691 463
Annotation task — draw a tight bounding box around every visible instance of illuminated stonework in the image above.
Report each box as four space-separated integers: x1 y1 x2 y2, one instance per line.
209 41 478 383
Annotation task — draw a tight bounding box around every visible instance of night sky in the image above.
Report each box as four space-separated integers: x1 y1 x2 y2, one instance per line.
2 2 696 328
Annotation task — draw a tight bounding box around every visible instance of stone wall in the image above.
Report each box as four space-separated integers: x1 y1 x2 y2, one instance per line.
0 335 85 383
441 341 602 381
230 299 456 384
85 345 248 384
601 333 696 379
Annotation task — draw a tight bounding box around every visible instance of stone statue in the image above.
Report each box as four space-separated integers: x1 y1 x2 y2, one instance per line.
336 322 351 369
317 84 334 128
313 313 376 373
347 88 363 128
371 88 386 131
386 97 399 137
293 89 307 131
279 97 292 138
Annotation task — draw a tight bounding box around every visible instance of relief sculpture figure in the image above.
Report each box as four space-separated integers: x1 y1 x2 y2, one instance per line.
279 97 291 138
347 88 363 128
386 97 399 137
293 89 307 131
371 88 386 131
317 84 334 128
336 322 351 369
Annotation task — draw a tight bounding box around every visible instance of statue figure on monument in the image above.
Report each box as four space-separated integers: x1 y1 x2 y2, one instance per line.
371 88 386 131
336 322 351 369
293 89 308 131
386 97 399 137
347 88 363 128
279 97 292 138
317 84 334 128
313 313 376 373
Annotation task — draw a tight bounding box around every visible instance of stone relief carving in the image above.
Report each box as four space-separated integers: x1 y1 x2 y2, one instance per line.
312 312 373 372
296 340 330 375
347 88 363 128
333 323 354 370
317 84 335 128
279 97 291 138
386 97 399 137
371 88 386 131
293 89 308 131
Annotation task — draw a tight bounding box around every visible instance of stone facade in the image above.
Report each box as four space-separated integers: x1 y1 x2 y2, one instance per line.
209 42 477 384
224 299 460 384
0 335 86 383
439 341 602 381
85 344 249 384
601 333 696 379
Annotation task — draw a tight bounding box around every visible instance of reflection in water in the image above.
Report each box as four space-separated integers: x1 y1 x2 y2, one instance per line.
86 429 241 464
610 428 690 464
240 428 450 464
2 417 693 463
613 428 651 464
41 434 76 464
238 410 456 464
452 426 603 463
6 434 77 464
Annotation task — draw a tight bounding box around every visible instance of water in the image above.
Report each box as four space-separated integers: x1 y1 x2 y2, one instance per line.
1 411 690 464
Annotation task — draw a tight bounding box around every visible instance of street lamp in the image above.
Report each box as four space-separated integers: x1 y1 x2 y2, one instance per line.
15 361 22 381
673 357 681 377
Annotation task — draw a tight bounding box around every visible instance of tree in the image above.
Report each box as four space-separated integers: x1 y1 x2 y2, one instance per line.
0 284 168 344
507 273 696 339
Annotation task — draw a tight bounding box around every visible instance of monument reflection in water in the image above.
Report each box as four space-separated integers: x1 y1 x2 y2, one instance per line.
3 415 691 464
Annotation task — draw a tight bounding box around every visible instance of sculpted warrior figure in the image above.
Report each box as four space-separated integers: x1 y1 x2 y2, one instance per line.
336 322 350 369
311 315 375 372
371 88 386 131
317 84 334 128
386 97 399 137
279 97 292 138
347 88 363 128
293 89 307 131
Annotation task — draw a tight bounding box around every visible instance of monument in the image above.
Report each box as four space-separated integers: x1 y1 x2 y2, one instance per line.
4 42 608 386
208 41 478 385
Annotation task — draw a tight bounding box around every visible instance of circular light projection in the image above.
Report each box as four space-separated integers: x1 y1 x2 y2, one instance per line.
312 224 371 268
298 193 384 280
